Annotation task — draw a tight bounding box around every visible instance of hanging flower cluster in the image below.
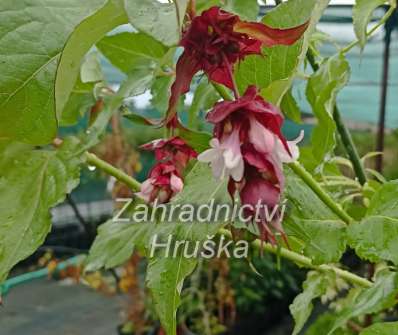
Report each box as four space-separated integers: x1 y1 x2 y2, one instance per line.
138 6 307 240
198 86 304 242
165 6 308 124
137 137 197 204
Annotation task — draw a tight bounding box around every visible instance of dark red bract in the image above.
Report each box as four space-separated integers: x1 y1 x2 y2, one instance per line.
165 6 309 124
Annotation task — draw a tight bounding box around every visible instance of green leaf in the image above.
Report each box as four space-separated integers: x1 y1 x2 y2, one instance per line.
235 0 330 100
0 0 108 145
96 31 167 73
360 322 398 335
86 219 153 271
367 180 398 218
348 180 398 264
151 76 174 112
286 219 347 265
178 128 212 153
281 89 302 123
224 0 259 20
290 271 332 335
306 313 354 335
146 163 230 335
353 0 386 50
188 81 219 128
327 270 398 335
306 53 350 164
348 216 398 265
124 0 189 47
0 138 83 282
80 52 104 83
60 77 96 126
284 168 347 263
56 0 128 120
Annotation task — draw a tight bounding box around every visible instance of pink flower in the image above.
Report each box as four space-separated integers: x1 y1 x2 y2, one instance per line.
165 6 309 124
199 86 304 244
136 162 184 204
141 136 197 170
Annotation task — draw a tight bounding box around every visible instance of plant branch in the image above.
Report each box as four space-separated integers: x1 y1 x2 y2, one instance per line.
85 152 141 192
341 3 397 54
288 161 354 224
306 50 367 185
220 229 372 288
212 82 234 101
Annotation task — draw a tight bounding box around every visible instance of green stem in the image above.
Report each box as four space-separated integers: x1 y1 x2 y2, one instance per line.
85 152 141 192
306 50 367 185
288 161 354 224
220 229 372 288
341 4 397 54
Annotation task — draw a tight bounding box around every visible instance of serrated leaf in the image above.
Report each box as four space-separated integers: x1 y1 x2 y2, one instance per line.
348 180 398 264
353 0 386 50
327 270 398 335
0 138 83 282
348 216 398 265
306 53 350 164
56 0 128 119
360 322 398 335
124 0 189 47
97 31 167 73
235 0 330 101
146 163 230 335
0 0 108 145
86 220 153 271
290 271 332 335
286 219 347 265
284 168 347 263
367 180 398 218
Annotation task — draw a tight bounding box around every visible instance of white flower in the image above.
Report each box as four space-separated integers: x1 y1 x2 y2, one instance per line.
198 136 244 181
275 130 305 163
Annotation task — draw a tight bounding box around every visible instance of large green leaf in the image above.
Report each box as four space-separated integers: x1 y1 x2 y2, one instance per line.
96 31 167 73
86 219 153 271
366 180 398 218
353 0 386 50
327 270 398 335
0 0 107 145
124 0 189 47
56 0 128 121
290 271 332 335
348 216 398 265
0 138 83 282
286 219 347 265
306 53 350 164
348 180 398 265
235 0 330 100
284 168 347 264
146 163 230 335
360 322 398 335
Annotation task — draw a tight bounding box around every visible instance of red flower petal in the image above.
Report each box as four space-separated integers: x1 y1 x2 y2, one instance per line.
234 20 309 47
165 52 200 125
